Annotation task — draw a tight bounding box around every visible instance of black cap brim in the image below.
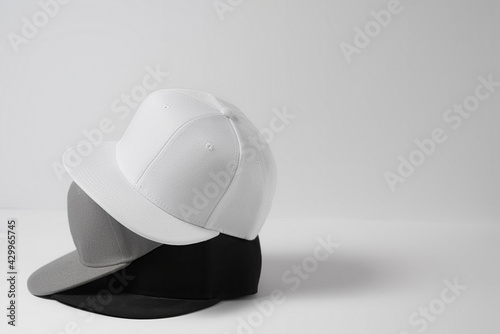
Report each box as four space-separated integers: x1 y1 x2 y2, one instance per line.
51 293 221 319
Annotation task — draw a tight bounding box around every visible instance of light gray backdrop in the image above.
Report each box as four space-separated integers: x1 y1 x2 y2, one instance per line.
0 0 499 223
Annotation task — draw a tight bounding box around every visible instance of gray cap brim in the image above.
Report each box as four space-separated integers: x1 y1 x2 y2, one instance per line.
28 250 128 296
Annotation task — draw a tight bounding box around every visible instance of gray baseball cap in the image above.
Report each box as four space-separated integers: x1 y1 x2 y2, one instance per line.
28 182 161 296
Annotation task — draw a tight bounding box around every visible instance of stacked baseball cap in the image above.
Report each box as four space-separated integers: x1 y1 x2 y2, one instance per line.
28 89 277 319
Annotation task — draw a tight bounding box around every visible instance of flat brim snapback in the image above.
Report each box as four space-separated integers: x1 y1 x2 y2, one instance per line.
62 89 277 245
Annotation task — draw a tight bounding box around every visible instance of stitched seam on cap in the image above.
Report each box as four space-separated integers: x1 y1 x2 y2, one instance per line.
134 116 210 225
135 114 224 225
105 212 127 264
175 89 223 111
116 88 173 179
135 114 215 185
208 93 224 109
205 117 240 228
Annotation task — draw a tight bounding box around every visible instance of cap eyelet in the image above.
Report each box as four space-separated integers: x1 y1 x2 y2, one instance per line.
206 143 214 151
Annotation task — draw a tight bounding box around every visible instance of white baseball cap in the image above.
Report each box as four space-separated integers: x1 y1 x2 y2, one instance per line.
63 89 277 245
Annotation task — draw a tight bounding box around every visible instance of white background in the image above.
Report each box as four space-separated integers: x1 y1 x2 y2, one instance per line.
1 0 499 223
0 0 499 333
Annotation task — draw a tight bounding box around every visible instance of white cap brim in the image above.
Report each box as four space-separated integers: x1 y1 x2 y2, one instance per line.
63 141 219 245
